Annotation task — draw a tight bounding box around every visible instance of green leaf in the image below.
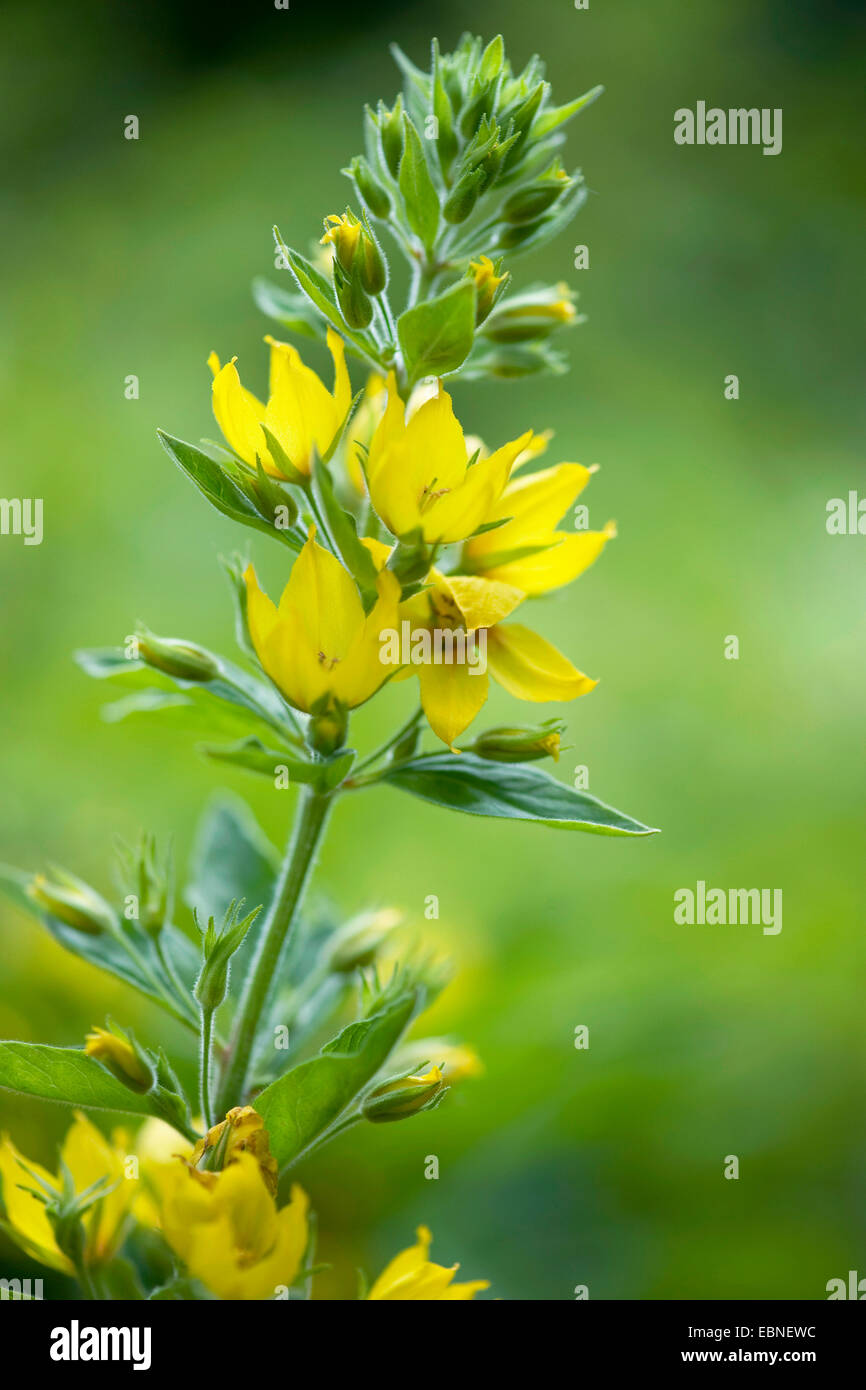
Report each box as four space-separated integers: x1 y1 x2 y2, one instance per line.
398 115 440 250
397 280 476 385
184 795 279 931
381 753 658 835
74 645 299 747
253 992 418 1167
252 277 329 345
157 431 302 550
532 84 604 138
199 737 354 790
310 455 381 606
0 864 199 1023
0 1043 160 1117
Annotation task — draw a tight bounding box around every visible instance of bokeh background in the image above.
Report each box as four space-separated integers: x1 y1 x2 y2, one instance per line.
1 0 864 1299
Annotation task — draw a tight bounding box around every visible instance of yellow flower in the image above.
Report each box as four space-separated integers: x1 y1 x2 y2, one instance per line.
0 1113 132 1272
190 1106 278 1197
160 1154 309 1301
368 1225 489 1300
244 528 400 712
345 371 387 493
85 1026 152 1093
366 374 532 544
208 329 351 478
400 571 596 748
463 461 615 595
320 212 362 273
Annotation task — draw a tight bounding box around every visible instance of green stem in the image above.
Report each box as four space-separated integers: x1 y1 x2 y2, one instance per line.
214 786 334 1115
351 705 423 777
199 1006 215 1128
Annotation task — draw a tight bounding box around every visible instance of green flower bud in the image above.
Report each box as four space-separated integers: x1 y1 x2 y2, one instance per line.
335 267 373 329
480 284 579 342
28 868 116 935
503 164 572 224
467 719 567 763
135 628 219 683
362 1065 447 1123
345 155 391 219
325 908 402 973
194 901 260 1014
443 168 483 224
380 95 405 178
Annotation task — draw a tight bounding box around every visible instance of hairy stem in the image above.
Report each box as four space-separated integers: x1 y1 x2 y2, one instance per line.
214 786 333 1115
198 1006 215 1129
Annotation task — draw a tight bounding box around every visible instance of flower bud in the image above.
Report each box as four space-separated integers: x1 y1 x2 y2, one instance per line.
468 255 509 325
135 629 219 683
503 163 572 224
28 869 116 936
335 269 373 329
468 719 566 763
480 284 578 342
325 908 402 973
85 1025 155 1093
345 155 391 219
195 901 260 1013
442 168 483 225
362 1066 447 1123
380 96 405 178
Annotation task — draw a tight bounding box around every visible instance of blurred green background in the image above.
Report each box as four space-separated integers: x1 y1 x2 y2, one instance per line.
1 0 864 1299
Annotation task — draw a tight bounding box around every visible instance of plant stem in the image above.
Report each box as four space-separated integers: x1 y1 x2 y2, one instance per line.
351 705 423 777
198 1006 214 1129
214 786 334 1115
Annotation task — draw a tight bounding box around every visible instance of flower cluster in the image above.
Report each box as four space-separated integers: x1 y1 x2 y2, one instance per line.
0 34 653 1304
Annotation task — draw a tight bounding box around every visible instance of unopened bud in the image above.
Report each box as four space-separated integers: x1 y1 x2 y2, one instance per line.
29 870 115 935
503 164 572 224
326 908 402 973
85 1025 154 1093
443 168 483 225
480 284 578 342
468 719 566 763
136 629 219 683
468 255 509 324
380 96 405 178
345 155 391 219
362 1066 446 1123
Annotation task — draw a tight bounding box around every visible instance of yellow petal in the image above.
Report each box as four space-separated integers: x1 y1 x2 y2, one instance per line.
484 524 614 595
468 462 595 557
423 430 532 543
368 1226 433 1300
60 1112 128 1263
333 569 401 708
418 658 489 748
264 336 344 475
487 623 597 702
432 572 524 629
0 1135 69 1272
211 359 269 468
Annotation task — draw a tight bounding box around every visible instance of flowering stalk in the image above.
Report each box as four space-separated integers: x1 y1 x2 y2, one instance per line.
215 786 334 1116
